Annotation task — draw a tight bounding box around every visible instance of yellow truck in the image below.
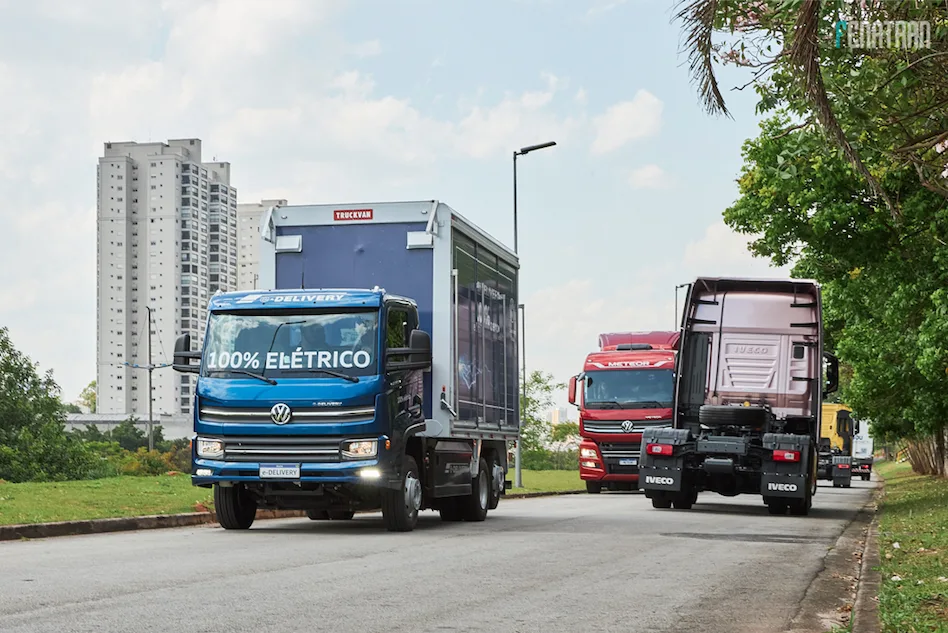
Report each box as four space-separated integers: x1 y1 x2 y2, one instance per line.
817 403 856 487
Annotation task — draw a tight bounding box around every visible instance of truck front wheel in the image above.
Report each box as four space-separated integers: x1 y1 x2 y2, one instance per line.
586 481 602 494
214 483 256 530
381 455 422 532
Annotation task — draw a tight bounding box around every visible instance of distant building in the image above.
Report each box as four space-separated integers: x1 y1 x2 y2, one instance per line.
237 198 287 289
96 138 236 419
549 406 571 424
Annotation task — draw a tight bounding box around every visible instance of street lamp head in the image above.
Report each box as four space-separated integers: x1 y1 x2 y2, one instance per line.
518 141 557 156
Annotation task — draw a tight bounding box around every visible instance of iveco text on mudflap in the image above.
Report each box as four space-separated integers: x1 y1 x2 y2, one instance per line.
638 277 840 516
172 200 519 532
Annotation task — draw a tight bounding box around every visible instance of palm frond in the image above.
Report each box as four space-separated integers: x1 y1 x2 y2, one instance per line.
674 0 730 118
788 0 900 219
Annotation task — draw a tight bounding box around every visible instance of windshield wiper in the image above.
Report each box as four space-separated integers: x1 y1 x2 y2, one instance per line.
585 400 623 408
206 369 277 385
281 368 360 383
624 401 670 409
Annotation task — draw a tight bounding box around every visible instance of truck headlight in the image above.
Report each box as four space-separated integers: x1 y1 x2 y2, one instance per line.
342 440 378 459
580 448 598 459
196 437 224 459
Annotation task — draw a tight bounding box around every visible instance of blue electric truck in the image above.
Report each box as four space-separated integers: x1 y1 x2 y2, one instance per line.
172 200 520 532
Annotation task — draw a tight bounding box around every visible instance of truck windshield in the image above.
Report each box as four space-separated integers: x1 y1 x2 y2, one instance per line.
583 369 673 409
202 309 380 379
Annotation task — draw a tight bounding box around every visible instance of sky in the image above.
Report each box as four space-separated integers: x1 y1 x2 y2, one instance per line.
0 0 792 412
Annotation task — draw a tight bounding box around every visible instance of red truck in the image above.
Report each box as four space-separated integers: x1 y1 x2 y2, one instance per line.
568 331 680 493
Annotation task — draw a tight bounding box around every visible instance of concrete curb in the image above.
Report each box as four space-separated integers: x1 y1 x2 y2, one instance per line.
0 489 586 542
786 478 883 633
851 480 883 633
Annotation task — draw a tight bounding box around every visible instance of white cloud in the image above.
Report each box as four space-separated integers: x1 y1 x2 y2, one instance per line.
586 0 629 18
628 164 671 189
351 40 382 58
681 220 794 278
590 89 663 154
574 88 588 105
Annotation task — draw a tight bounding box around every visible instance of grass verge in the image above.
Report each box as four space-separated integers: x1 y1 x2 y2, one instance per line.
875 460 948 633
0 470 582 526
0 475 213 526
507 469 583 495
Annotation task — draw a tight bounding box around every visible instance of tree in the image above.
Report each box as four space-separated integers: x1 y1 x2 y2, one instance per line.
0 327 103 482
519 370 565 452
674 0 948 215
551 422 580 442
78 380 96 413
63 402 82 413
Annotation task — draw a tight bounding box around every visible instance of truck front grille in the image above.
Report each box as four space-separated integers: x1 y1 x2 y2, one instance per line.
583 420 670 434
201 405 374 425
222 436 343 462
598 443 641 459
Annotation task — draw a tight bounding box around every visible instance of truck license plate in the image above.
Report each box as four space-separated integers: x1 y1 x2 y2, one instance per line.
259 463 301 479
619 458 638 466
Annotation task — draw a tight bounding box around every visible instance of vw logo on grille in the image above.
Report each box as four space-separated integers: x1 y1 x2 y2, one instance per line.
270 403 292 425
621 420 635 433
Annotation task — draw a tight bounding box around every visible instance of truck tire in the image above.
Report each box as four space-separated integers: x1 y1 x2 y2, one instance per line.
672 486 697 510
586 481 602 494
214 483 256 530
651 494 672 509
328 510 355 520
381 455 422 532
788 480 813 515
487 458 502 510
462 457 490 522
438 500 464 522
698 404 768 427
861 474 871 481
306 509 329 520
766 499 787 515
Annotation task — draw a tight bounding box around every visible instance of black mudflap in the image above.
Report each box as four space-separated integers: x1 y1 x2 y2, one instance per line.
832 455 853 487
639 427 691 494
760 433 810 499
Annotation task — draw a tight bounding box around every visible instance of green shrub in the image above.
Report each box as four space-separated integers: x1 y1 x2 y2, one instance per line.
522 448 578 470
117 448 175 476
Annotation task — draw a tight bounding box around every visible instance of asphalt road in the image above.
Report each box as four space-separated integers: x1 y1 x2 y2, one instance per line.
0 480 874 633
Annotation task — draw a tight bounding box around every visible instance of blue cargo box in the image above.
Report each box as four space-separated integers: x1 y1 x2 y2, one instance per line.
257 200 520 440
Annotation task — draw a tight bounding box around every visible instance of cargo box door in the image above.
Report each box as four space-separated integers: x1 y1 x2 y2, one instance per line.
451 229 518 436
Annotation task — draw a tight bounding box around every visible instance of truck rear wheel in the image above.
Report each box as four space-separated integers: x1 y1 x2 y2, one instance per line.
766 500 788 515
651 494 672 509
381 455 421 532
586 481 602 494
306 509 329 520
462 457 490 522
438 500 464 522
328 510 355 520
214 483 256 530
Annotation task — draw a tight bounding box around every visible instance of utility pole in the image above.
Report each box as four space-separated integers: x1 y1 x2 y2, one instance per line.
147 305 154 452
123 305 170 450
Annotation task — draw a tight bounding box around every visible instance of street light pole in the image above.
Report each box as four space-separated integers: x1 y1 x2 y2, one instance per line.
517 303 526 488
674 283 690 329
511 140 556 488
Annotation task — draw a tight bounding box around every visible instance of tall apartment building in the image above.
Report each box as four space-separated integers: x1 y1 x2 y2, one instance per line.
237 198 287 290
96 138 237 417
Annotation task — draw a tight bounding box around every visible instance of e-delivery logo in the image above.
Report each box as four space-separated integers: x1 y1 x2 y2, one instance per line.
834 17 931 50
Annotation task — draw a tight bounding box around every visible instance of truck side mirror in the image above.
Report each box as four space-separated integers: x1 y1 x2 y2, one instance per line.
173 334 201 374
823 351 839 396
568 376 577 405
386 329 432 371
